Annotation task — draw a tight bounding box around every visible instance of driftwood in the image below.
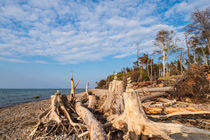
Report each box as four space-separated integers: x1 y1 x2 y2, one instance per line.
145 99 176 108
102 75 124 114
70 72 79 102
135 86 174 93
109 91 210 140
88 94 97 110
141 92 169 102
30 73 210 139
75 102 108 140
86 82 89 95
149 111 210 119
30 92 85 138
30 74 108 139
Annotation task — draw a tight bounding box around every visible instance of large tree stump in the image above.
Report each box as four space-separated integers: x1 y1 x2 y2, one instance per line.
102 75 124 114
109 91 210 140
30 91 85 138
88 94 97 110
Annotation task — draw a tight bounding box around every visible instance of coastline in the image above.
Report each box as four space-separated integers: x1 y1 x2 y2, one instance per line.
0 88 86 108
0 89 108 139
1 89 209 140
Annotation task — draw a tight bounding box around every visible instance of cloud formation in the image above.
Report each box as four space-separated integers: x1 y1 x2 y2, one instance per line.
0 0 208 64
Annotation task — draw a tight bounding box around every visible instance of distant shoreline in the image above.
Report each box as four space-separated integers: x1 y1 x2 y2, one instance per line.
0 88 85 108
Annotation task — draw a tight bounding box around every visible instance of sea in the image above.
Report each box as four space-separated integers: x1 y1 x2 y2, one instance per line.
0 89 85 108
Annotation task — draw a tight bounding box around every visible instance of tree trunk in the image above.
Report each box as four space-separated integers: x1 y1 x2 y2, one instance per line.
102 79 124 114
70 72 79 102
180 50 183 74
147 60 149 79
140 65 143 82
88 94 97 110
140 92 169 102
162 45 166 78
193 48 197 64
70 72 75 101
150 58 153 81
86 82 89 95
135 86 173 93
110 92 210 140
75 102 108 140
201 47 208 65
185 32 191 64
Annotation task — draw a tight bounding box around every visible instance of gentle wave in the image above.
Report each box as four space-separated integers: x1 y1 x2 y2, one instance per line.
0 89 85 108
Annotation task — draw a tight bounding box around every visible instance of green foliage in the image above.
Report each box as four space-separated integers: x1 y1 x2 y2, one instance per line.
95 79 107 89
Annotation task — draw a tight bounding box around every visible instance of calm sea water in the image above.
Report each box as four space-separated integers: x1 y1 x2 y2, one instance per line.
0 89 85 108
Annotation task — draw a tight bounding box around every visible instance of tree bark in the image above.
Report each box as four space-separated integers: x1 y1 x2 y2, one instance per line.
162 44 166 77
201 47 208 65
185 32 191 64
70 72 79 102
75 102 108 140
70 72 75 99
110 92 210 140
86 82 89 95
102 79 124 114
180 50 183 74
150 58 153 81
88 94 97 110
135 86 174 93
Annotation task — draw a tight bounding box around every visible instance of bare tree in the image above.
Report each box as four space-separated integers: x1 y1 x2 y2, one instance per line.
154 30 176 77
186 7 210 65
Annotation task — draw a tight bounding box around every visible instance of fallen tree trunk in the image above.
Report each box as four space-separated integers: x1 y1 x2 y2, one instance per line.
75 102 108 140
148 111 210 119
135 86 174 93
109 92 210 140
141 92 169 102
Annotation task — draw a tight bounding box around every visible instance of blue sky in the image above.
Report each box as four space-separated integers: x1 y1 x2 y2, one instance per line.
0 0 209 88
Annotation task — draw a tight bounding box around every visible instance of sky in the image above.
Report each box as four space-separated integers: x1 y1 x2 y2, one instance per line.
0 0 209 89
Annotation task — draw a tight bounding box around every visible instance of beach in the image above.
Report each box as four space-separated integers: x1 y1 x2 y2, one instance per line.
0 89 210 140
0 89 107 139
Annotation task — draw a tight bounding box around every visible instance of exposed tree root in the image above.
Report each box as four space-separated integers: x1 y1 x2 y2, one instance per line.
108 92 210 140
30 93 86 138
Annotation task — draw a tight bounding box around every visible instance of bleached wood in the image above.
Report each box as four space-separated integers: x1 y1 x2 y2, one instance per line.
110 92 210 139
148 111 210 119
102 79 124 113
141 92 168 102
70 72 75 101
88 94 97 110
135 87 174 93
75 102 108 140
86 82 89 95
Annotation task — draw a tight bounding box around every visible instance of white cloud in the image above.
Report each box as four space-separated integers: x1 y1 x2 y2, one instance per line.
0 57 27 63
165 0 210 20
0 0 208 64
34 60 50 64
